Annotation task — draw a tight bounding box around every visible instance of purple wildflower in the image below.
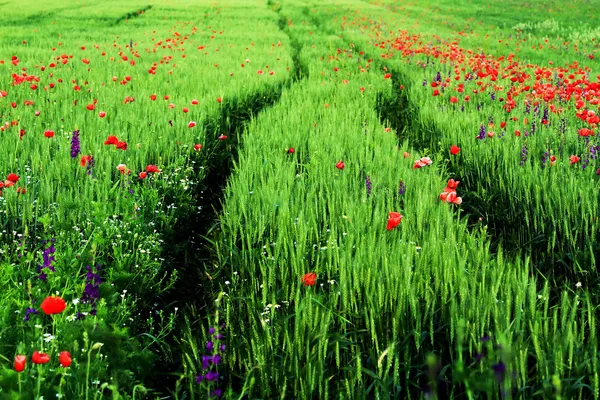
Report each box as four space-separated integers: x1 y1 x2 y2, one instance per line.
80 264 101 317
398 180 406 196
365 175 372 196
70 130 81 158
37 239 57 281
205 371 219 382
86 155 95 177
477 124 486 140
24 307 38 322
492 361 506 383
520 143 529 166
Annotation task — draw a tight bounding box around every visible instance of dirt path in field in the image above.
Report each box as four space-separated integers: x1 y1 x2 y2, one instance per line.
148 3 310 396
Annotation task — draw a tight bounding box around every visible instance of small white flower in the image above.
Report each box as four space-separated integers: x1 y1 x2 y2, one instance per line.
576 282 582 288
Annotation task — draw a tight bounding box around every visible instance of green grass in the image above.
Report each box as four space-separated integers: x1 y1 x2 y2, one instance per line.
1 0 600 398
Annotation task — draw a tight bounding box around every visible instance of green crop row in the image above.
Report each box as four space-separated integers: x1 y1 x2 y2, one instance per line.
0 0 294 397
183 1 600 398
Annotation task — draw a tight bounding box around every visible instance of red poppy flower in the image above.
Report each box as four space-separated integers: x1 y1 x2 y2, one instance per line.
578 128 594 137
191 99 198 105
301 272 317 286
146 165 160 173
32 351 50 365
44 130 55 138
218 135 227 140
449 96 458 103
14 355 26 372
116 141 128 150
35 110 40 117
86 103 95 111
403 152 411 158
384 73 391 79
194 144 202 151
104 135 119 145
570 155 580 164
98 111 106 118
445 192 463 205
183 107 189 113
80 155 92 167
386 212 403 231
450 145 460 155
188 121 196 128
550 155 557 166
150 94 157 101
139 171 147 179
443 179 460 192
287 147 295 154
17 187 26 194
217 97 222 103
117 164 130 174
413 157 432 169
500 122 506 128
7 173 19 183
336 161 345 170
59 351 72 368
40 296 66 315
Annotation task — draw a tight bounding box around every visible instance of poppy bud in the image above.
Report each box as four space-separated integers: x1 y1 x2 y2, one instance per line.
14 355 26 372
59 351 72 368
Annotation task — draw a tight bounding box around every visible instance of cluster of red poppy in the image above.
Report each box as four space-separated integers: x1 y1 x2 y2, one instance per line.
104 135 127 150
14 350 72 372
439 179 462 205
13 296 71 371
0 173 25 196
139 164 161 179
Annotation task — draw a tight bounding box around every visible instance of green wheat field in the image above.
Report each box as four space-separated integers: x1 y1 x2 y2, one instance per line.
0 0 599 398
